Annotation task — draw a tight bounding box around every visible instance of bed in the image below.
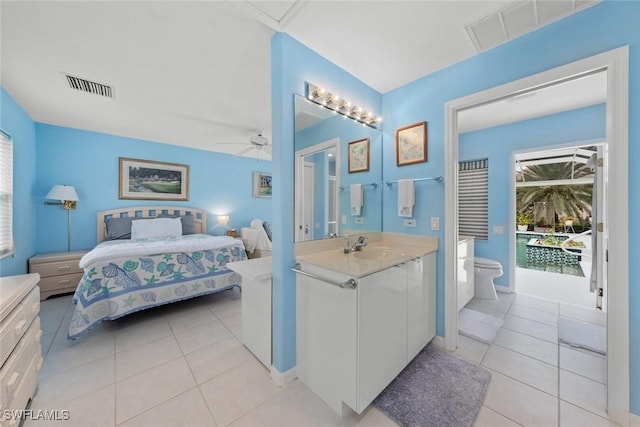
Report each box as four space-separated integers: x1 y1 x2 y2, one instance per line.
68 206 247 339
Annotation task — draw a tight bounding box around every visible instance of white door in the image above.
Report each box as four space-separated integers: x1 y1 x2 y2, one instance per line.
299 162 314 241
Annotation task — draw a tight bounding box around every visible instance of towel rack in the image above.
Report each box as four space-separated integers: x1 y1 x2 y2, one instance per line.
339 182 379 191
386 176 443 187
291 263 357 289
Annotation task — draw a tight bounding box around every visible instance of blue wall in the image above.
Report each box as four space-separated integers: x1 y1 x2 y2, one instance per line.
271 32 382 373
0 88 37 276
380 1 639 414
459 104 606 289
34 124 271 253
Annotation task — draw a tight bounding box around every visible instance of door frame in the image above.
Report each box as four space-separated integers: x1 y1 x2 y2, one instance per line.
294 137 341 241
509 139 606 296
444 47 629 423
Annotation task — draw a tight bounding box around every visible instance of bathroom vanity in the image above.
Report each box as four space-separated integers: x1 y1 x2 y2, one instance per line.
293 233 437 415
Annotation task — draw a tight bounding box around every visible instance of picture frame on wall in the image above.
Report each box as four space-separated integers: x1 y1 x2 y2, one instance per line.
348 138 370 173
119 157 189 201
253 171 272 198
396 121 427 166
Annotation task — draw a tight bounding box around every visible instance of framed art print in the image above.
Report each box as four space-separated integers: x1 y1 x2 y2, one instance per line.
348 138 370 173
396 121 427 166
119 157 189 201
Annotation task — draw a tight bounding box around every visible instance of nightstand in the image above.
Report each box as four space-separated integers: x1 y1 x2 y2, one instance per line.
28 250 88 300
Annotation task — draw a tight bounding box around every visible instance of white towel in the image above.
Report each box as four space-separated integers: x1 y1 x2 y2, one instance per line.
398 179 415 217
350 184 363 216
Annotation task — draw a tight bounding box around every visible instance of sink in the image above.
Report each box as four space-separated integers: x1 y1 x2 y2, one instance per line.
352 246 404 260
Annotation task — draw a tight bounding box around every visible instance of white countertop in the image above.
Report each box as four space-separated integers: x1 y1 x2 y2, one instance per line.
295 238 438 278
227 256 272 281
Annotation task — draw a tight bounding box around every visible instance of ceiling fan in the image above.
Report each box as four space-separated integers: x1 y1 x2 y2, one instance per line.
211 132 271 160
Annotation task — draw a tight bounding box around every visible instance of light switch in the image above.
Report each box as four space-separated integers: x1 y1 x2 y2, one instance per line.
315 222 320 229
493 225 504 235
430 217 440 231
341 215 347 225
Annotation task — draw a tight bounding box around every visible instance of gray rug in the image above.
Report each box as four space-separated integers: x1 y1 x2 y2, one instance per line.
373 345 491 427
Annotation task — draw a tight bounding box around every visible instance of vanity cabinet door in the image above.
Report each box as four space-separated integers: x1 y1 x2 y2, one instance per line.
407 254 437 361
357 266 407 412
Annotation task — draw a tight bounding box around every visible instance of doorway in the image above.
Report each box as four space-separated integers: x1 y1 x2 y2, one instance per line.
445 48 629 423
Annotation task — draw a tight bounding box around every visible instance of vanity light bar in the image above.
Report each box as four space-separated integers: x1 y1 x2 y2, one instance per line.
305 82 382 128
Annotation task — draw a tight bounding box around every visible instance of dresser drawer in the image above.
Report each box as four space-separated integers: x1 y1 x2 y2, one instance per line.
0 287 40 368
38 273 83 294
29 259 83 278
5 351 41 425
0 317 41 412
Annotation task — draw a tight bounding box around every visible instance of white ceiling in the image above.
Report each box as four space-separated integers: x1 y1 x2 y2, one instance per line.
1 1 598 159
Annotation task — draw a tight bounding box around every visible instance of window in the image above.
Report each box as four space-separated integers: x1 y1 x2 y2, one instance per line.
458 158 488 240
0 130 13 258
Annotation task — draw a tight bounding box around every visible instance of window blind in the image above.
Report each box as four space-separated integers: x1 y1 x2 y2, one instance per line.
0 130 13 258
459 159 488 240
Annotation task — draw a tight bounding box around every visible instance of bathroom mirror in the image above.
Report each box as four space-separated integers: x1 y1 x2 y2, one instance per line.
294 94 382 242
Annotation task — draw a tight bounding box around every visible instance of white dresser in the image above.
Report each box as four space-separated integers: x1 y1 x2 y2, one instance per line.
0 274 42 424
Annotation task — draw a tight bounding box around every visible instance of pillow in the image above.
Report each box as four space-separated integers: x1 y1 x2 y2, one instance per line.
131 217 182 240
262 221 273 242
105 217 135 240
160 214 197 235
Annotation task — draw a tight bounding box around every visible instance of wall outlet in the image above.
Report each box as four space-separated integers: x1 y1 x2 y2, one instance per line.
341 215 347 225
430 217 440 231
355 217 364 224
404 219 416 227
493 225 504 235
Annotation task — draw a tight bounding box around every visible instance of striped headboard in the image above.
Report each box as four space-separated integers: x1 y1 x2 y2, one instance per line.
97 206 207 243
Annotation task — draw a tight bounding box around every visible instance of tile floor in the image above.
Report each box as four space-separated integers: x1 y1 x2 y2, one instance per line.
29 289 395 427
458 293 617 427
30 288 620 427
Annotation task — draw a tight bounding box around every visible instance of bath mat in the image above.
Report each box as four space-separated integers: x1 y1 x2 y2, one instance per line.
373 345 491 427
559 316 606 354
458 308 504 344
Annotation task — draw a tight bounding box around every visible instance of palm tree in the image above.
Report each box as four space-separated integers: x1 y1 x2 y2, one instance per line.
516 162 593 225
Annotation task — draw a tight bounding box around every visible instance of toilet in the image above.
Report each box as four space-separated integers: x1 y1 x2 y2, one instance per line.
473 257 503 300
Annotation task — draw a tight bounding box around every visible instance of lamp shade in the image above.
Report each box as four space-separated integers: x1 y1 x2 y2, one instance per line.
217 215 229 226
45 185 79 201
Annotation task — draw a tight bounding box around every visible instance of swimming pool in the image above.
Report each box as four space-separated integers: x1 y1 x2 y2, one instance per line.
516 233 584 277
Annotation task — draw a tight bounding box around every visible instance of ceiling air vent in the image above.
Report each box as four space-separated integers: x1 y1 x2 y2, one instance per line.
465 0 600 53
65 74 114 98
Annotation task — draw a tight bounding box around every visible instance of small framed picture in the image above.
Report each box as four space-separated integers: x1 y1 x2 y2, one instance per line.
348 138 370 173
119 157 189 201
253 171 272 198
396 121 427 166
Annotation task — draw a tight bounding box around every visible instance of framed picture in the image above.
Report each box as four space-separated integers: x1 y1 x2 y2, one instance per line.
253 171 272 198
119 157 189 201
396 121 427 166
348 138 370 173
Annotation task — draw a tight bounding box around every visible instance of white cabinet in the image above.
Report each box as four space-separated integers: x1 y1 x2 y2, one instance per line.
457 237 475 311
295 252 436 415
0 274 42 420
226 257 272 369
357 266 407 410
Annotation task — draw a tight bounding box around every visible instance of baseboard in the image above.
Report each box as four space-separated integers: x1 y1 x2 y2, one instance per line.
431 335 446 349
630 411 640 427
269 365 297 387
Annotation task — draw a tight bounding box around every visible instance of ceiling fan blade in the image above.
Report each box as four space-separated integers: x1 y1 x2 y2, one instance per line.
234 146 255 157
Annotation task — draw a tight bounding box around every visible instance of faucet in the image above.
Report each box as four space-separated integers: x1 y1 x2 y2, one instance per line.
350 235 368 252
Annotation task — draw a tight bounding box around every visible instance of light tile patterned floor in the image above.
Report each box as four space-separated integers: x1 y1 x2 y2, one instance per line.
458 293 615 427
30 288 617 426
28 289 393 427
